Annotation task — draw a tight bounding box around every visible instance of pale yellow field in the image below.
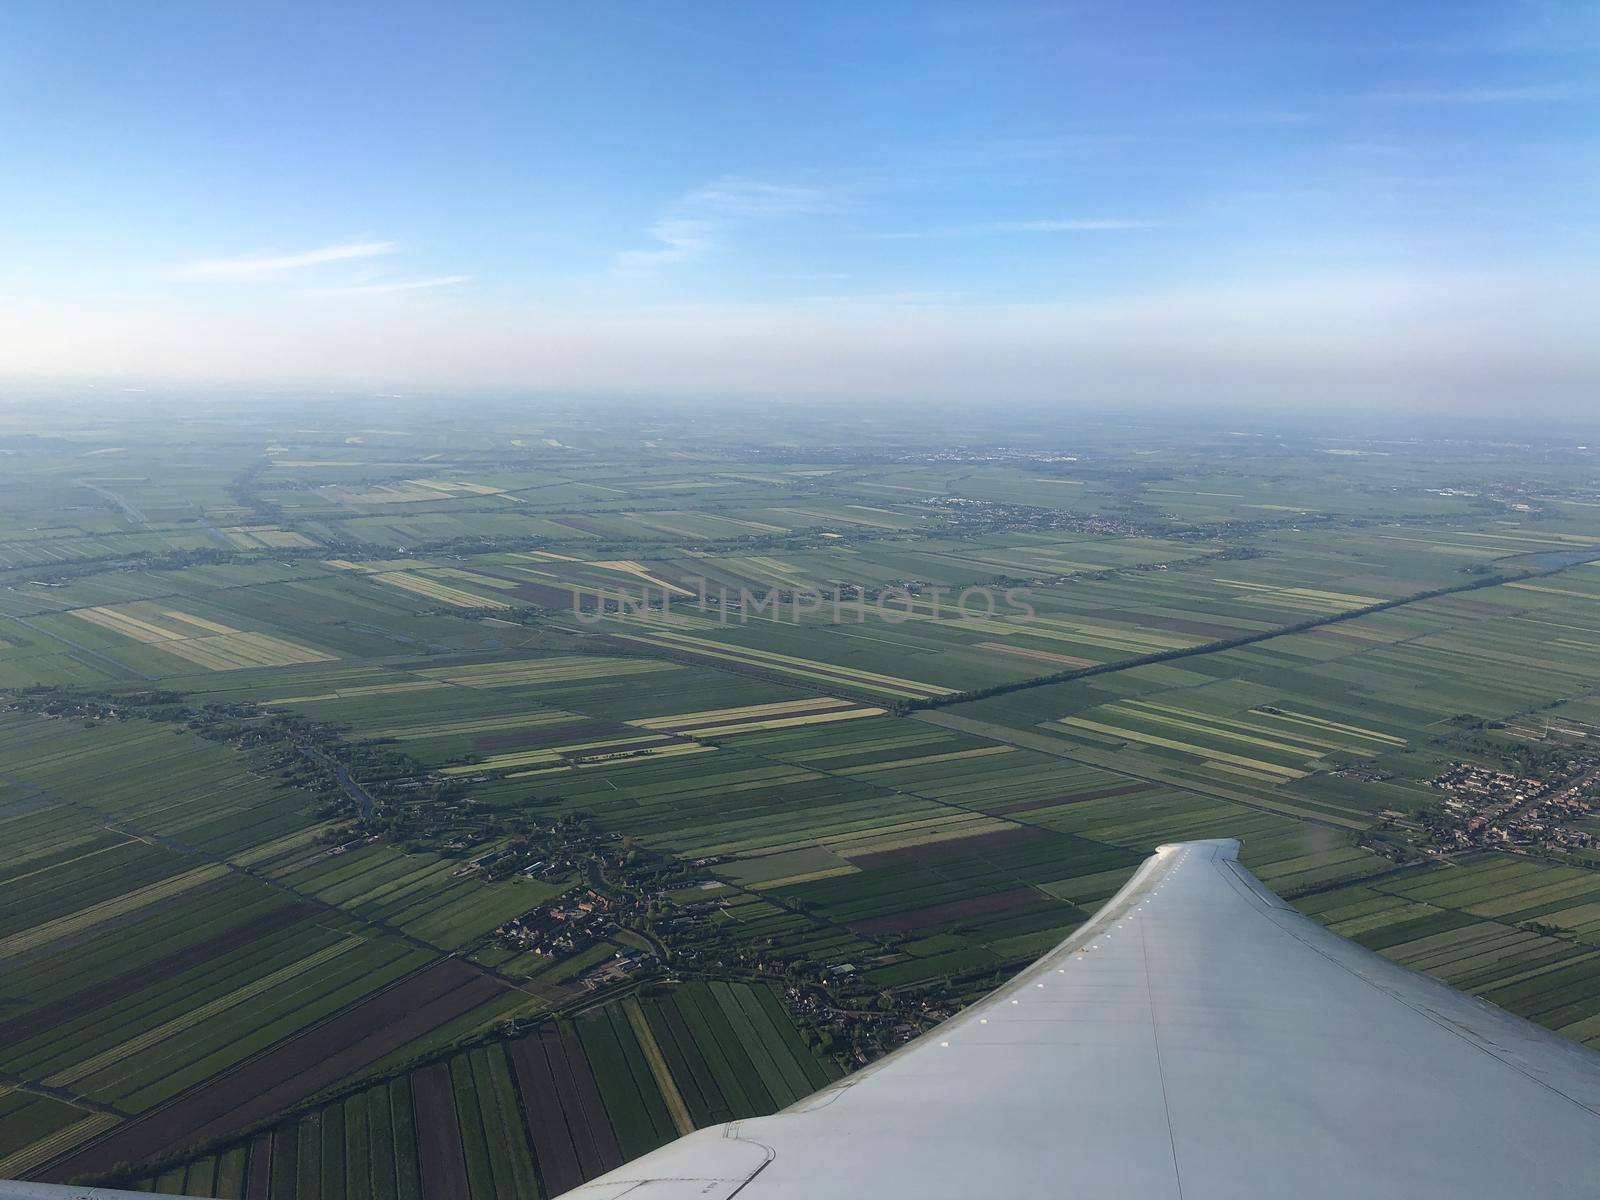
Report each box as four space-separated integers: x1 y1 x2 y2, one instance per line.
1049 715 1307 780
731 811 1014 863
418 656 680 688
503 741 717 777
406 477 508 496
1255 706 1408 747
259 528 316 547
442 732 675 774
680 707 885 737
370 571 513 609
609 628 953 700
588 559 697 597
221 525 317 549
156 634 334 671
632 696 856 730
161 610 238 634
71 606 187 643
749 865 861 889
69 606 335 670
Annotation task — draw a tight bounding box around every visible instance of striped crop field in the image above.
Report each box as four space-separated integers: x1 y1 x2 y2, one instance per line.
105 984 839 1200
8 421 1600 1197
366 571 514 609
1210 578 1385 615
219 526 319 550
0 711 535 1179
628 696 886 738
69 605 335 670
415 656 682 688
1298 855 1600 1049
439 732 707 775
606 627 955 700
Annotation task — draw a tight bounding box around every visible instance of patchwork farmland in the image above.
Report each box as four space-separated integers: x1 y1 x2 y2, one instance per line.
106 984 839 1200
2 408 1599 1192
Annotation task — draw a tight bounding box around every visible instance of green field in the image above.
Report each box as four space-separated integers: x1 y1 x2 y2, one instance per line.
110 983 839 1200
2 406 1598 1190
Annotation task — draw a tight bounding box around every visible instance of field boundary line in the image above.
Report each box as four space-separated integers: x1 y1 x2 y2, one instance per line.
909 710 1369 834
909 553 1600 710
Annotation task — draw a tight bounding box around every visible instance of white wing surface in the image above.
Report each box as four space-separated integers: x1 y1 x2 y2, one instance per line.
560 839 1600 1199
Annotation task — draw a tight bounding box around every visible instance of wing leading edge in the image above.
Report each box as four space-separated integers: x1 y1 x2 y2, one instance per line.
561 839 1600 1199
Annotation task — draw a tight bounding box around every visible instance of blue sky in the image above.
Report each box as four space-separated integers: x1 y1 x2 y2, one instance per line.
2 1 1597 408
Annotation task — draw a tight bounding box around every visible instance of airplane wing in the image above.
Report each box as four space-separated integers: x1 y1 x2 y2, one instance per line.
560 839 1600 1199
4 839 1597 1200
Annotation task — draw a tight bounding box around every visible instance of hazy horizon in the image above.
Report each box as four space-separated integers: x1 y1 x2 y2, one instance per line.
3 1 1597 413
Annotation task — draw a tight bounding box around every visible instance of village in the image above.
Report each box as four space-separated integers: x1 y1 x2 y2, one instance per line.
493 885 657 989
1423 756 1600 855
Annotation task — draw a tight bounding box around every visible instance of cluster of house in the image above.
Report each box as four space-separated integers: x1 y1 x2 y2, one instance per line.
496 888 615 957
1431 759 1597 852
928 496 1140 539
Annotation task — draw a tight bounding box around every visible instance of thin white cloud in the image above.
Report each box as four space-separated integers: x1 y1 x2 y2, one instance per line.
985 219 1158 233
300 275 469 297
876 219 1159 239
614 220 717 275
613 178 838 275
684 179 838 218
1368 83 1586 104
780 289 966 307
175 240 396 281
